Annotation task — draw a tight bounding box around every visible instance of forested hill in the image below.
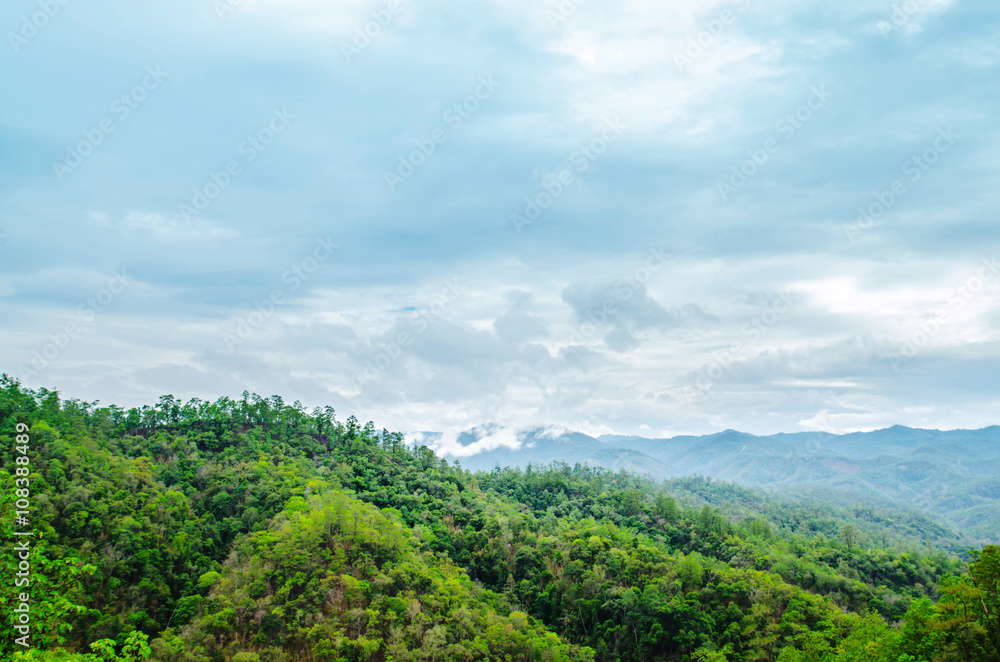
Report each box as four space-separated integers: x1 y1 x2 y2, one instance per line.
440 425 1000 544
1 377 999 662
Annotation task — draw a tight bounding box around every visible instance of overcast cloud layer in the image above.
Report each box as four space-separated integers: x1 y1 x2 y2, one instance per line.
2 0 998 440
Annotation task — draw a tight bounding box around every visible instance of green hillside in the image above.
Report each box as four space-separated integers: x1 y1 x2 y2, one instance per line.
1 377 998 661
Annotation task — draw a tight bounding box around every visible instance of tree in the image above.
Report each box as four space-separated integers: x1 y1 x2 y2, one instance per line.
968 545 1000 654
840 525 857 549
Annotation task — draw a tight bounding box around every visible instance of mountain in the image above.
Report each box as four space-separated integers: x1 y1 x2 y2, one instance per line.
442 425 1000 543
3 378 999 662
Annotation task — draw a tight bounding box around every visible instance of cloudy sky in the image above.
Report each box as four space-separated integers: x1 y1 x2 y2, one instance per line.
2 0 998 442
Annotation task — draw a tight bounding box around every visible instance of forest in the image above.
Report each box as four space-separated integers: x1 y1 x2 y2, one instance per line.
0 375 998 662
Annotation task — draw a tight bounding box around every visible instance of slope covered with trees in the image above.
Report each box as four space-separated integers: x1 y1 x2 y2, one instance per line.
0 377 997 661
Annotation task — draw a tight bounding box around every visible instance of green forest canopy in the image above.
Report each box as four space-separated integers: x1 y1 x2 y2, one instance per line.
0 376 998 662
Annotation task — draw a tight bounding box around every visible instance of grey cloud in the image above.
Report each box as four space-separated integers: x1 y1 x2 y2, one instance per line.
493 290 549 343
353 313 557 404
562 279 718 352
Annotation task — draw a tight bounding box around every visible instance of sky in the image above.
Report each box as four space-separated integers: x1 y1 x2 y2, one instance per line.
1 0 999 445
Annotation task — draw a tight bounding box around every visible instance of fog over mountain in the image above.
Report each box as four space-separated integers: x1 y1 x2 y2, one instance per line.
417 424 1000 543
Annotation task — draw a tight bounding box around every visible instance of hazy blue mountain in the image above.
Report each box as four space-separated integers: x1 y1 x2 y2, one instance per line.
440 425 1000 543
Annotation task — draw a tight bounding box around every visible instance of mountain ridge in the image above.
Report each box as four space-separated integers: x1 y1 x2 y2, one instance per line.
430 424 1000 543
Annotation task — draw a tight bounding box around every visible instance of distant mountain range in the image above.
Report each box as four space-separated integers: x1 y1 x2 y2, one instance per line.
425 425 1000 543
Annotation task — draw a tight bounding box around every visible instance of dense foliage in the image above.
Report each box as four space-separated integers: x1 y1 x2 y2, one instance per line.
1 377 998 661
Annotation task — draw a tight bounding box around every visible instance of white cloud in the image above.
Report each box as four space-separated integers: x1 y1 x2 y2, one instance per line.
416 426 524 458
121 211 238 240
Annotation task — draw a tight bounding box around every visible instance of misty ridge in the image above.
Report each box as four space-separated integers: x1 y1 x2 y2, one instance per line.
424 424 1000 544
